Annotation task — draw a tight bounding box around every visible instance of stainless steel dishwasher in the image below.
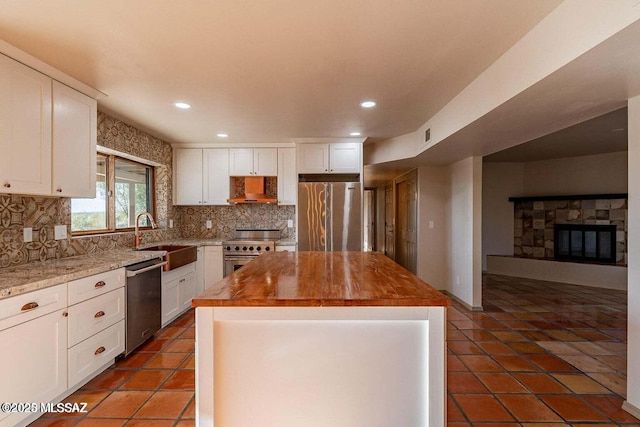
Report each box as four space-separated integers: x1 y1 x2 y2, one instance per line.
125 259 166 355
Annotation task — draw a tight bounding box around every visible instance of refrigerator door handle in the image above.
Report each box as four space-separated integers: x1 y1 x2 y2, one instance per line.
325 183 331 252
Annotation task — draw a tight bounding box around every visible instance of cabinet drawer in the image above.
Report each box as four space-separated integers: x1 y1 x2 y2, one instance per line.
68 288 125 347
69 268 125 305
162 261 196 283
68 320 124 388
0 283 67 331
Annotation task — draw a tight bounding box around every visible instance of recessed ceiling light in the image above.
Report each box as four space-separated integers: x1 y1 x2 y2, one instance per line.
174 102 191 109
360 101 376 108
217 133 228 138
350 132 361 136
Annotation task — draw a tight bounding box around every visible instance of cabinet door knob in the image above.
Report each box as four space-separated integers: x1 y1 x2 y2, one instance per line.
21 302 39 311
94 310 105 318
3 182 10 188
95 280 106 288
56 187 62 193
94 346 106 355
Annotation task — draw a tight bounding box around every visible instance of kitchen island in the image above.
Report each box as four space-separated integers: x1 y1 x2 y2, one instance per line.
192 251 450 427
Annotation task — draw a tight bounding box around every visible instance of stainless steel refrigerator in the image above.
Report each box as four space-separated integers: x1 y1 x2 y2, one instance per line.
298 181 362 251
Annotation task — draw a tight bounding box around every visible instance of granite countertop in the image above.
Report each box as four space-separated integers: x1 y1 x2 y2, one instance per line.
140 238 224 247
193 251 450 308
0 249 166 300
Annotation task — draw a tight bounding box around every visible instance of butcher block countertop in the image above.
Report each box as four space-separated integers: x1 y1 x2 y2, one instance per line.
192 251 450 307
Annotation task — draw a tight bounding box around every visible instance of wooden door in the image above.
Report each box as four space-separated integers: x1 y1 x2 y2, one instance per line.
384 183 395 260
395 171 417 274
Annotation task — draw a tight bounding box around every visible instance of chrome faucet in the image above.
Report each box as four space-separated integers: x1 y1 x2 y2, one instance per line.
134 211 158 249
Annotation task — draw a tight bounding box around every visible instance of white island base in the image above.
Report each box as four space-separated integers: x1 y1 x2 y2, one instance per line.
195 306 446 427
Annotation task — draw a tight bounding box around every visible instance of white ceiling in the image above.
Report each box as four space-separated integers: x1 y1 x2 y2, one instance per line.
0 0 561 146
484 108 628 163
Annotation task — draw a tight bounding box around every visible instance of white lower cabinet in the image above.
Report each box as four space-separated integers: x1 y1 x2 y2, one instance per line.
162 262 196 327
0 284 68 427
67 288 125 348
196 245 223 296
204 246 223 290
67 270 125 389
68 321 125 389
180 271 196 313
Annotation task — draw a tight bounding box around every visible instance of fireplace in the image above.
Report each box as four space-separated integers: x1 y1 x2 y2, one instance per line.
554 224 616 264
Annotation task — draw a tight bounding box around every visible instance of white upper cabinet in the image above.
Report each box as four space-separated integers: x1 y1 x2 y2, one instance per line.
297 142 361 174
229 148 277 176
329 143 361 173
52 81 97 198
0 53 97 198
203 148 230 205
277 148 297 205
174 148 229 205
0 53 52 195
175 148 203 205
297 143 329 173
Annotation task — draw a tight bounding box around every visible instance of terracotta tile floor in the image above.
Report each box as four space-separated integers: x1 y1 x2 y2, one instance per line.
31 273 640 426
448 274 639 425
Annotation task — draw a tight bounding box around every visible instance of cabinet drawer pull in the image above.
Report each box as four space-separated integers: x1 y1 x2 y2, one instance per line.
21 302 39 311
179 278 186 283
95 346 106 355
56 187 62 193
95 280 106 288
3 182 10 188
94 310 105 318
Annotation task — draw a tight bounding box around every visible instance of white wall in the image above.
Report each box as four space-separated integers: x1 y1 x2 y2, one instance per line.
624 96 640 416
416 166 448 290
522 151 628 196
482 162 524 270
447 157 482 309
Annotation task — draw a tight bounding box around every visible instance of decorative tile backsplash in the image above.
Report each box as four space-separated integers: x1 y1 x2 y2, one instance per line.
175 204 296 240
0 112 297 269
513 197 627 265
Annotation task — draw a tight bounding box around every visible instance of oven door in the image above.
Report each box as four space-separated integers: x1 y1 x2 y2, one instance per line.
224 255 257 277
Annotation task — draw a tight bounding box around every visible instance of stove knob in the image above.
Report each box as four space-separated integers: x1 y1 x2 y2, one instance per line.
243 246 248 251
265 246 271 251
249 246 254 251
256 246 262 251
235 246 240 251
226 246 231 251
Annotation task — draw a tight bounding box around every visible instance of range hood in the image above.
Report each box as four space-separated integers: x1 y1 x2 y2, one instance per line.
227 176 277 204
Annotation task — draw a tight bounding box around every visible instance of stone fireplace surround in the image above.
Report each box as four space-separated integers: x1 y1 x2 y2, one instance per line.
510 194 627 266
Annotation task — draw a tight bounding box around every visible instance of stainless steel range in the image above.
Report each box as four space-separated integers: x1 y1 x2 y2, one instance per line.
223 229 280 277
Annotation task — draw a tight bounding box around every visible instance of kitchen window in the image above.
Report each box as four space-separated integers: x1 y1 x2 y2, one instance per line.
71 154 155 234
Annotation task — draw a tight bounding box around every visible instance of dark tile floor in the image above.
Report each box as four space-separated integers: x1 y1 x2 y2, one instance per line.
31 273 639 426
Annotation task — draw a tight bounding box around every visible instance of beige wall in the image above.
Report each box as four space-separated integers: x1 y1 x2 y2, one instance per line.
522 151 627 196
482 162 524 270
447 157 483 309
416 166 448 289
625 96 640 415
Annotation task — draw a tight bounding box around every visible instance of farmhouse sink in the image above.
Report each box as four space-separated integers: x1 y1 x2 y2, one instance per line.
138 244 197 271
